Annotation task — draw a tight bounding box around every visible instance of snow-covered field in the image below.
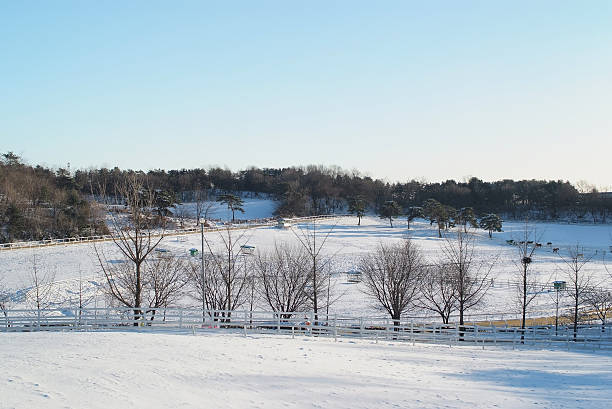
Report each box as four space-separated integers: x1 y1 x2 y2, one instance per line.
175 197 278 222
1 216 611 319
1 331 611 409
2 216 612 409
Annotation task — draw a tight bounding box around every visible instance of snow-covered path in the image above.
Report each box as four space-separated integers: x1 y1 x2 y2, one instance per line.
1 332 611 409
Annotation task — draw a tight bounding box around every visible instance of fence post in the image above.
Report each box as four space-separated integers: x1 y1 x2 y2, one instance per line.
474 324 478 346
277 313 281 334
548 325 553 347
309 312 313 337
74 308 78 329
455 323 459 344
244 310 248 337
359 317 364 338
333 316 337 342
37 309 41 331
411 321 414 346
179 309 183 329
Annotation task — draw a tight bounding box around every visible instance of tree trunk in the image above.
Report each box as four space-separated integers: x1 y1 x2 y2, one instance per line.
134 261 142 326
459 300 465 341
521 264 527 343
574 287 578 341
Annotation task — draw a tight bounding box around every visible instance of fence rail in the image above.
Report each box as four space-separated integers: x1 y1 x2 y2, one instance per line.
2 307 611 350
0 214 348 251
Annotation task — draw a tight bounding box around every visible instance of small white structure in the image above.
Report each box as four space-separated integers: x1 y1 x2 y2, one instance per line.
241 245 256 255
346 270 362 283
277 218 292 228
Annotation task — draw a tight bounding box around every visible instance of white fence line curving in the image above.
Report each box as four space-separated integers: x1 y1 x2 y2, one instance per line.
0 214 348 251
2 307 611 350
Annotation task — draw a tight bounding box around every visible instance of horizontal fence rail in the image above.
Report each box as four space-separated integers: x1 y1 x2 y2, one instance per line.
2 307 611 350
0 214 348 251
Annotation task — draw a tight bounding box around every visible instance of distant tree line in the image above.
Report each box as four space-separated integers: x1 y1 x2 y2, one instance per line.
0 152 106 243
2 153 611 242
75 165 611 221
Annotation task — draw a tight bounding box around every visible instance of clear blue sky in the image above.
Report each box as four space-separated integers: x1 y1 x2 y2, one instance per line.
1 1 611 187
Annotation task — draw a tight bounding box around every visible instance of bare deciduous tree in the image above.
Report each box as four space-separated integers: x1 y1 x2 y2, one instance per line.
292 221 336 324
201 227 251 317
512 221 547 341
194 187 216 226
95 174 166 323
360 239 424 327
587 288 612 333
255 243 311 317
440 229 494 329
0 274 11 322
558 244 595 341
147 255 188 313
174 205 191 229
419 263 457 324
96 253 188 321
25 255 57 317
188 254 221 319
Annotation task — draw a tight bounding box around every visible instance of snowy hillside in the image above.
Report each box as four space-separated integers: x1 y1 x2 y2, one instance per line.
2 332 611 409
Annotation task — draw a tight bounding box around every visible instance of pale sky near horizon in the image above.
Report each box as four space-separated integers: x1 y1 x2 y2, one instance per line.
1 1 611 187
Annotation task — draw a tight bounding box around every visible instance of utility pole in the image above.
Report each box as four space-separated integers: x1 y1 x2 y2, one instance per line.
201 223 206 323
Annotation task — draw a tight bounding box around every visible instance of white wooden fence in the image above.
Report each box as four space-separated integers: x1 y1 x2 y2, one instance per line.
0 214 347 251
2 307 611 350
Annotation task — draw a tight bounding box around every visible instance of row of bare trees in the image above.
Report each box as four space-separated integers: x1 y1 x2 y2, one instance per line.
6 221 610 342
90 174 336 324
50 172 610 338
360 231 494 329
359 227 612 341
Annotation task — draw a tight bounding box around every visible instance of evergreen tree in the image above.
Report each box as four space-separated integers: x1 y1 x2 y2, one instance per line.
422 199 442 226
348 197 366 225
479 214 503 238
379 200 401 227
457 207 478 232
405 206 423 230
153 190 178 218
217 193 245 222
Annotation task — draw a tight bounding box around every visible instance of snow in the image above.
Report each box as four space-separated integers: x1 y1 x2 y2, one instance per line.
174 197 278 222
3 215 612 408
1 331 611 409
1 216 611 320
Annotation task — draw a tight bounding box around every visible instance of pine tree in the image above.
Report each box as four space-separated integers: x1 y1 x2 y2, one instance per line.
479 214 502 238
406 206 423 230
217 194 245 222
457 207 478 232
348 197 366 225
379 200 401 227
422 199 442 226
